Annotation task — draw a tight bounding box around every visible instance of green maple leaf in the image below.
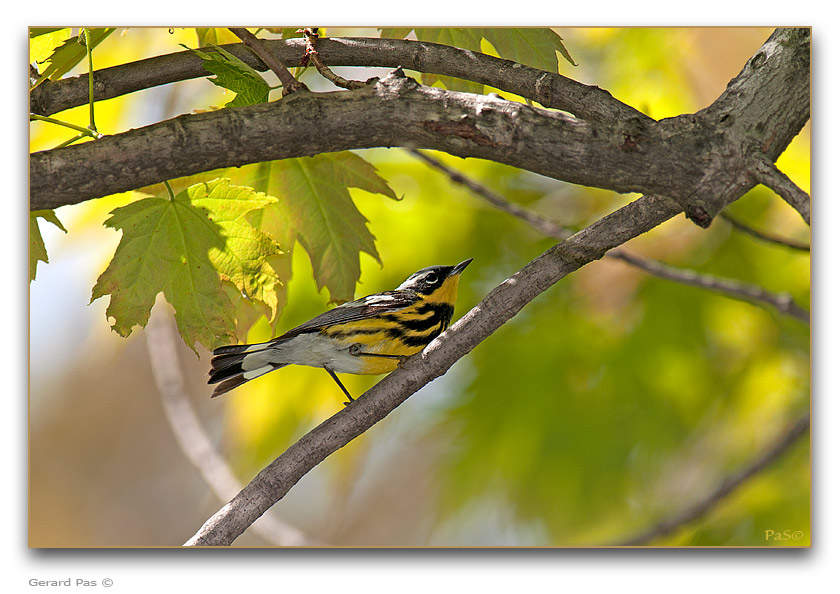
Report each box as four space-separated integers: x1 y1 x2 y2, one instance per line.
378 27 575 93
245 162 296 319
91 179 282 350
481 28 576 70
29 28 71 68
139 166 294 335
30 209 67 282
256 152 399 304
188 44 271 107
34 28 115 85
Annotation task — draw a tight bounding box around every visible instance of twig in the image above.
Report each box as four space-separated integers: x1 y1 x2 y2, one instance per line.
410 149 810 324
229 27 307 96
609 250 809 323
720 211 810 252
145 305 311 546
615 413 810 546
82 28 98 134
30 113 100 138
408 148 565 238
302 29 366 90
751 155 811 226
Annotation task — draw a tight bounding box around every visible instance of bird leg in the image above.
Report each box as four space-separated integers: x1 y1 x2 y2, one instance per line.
324 367 354 406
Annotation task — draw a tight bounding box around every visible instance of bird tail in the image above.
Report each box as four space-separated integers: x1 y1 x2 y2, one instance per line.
208 341 288 398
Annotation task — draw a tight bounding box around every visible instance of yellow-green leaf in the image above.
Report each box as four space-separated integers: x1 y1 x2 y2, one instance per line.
481 28 576 70
378 27 575 92
35 28 115 84
256 152 398 304
194 27 240 47
30 209 67 282
188 44 270 107
90 179 282 350
29 28 71 67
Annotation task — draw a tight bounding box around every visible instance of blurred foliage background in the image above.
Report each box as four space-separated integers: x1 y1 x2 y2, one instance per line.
29 27 810 547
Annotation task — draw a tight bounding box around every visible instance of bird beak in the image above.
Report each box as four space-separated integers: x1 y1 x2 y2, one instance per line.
449 258 473 276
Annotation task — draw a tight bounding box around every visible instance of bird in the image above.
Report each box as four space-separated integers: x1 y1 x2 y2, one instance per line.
208 259 473 402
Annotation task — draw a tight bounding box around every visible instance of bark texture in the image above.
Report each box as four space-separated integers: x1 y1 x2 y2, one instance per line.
30 30 809 228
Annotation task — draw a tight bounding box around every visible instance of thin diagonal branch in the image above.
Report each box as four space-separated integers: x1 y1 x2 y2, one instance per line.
615 413 810 546
751 155 811 225
408 148 564 238
229 27 307 95
720 212 810 252
145 304 311 546
609 251 810 323
185 193 685 546
410 150 810 323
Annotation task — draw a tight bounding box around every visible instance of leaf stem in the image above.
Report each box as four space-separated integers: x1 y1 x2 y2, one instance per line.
30 113 100 138
163 180 176 201
54 133 87 148
83 28 98 133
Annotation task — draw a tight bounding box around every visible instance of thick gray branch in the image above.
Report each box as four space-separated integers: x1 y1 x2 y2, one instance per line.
680 27 810 223
30 36 646 124
29 29 811 229
29 71 693 212
184 193 683 546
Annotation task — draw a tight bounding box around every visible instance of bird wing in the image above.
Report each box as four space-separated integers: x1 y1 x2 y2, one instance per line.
273 290 418 341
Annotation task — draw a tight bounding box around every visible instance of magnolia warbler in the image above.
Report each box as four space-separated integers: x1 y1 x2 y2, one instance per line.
208 259 472 402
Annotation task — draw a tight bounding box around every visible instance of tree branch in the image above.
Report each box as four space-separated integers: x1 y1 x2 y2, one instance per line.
184 193 684 546
29 29 811 231
609 251 810 323
670 27 810 225
411 149 810 323
720 212 810 252
751 155 811 225
615 413 810 546
409 148 565 238
228 28 307 95
302 29 367 90
29 71 690 212
30 36 647 123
